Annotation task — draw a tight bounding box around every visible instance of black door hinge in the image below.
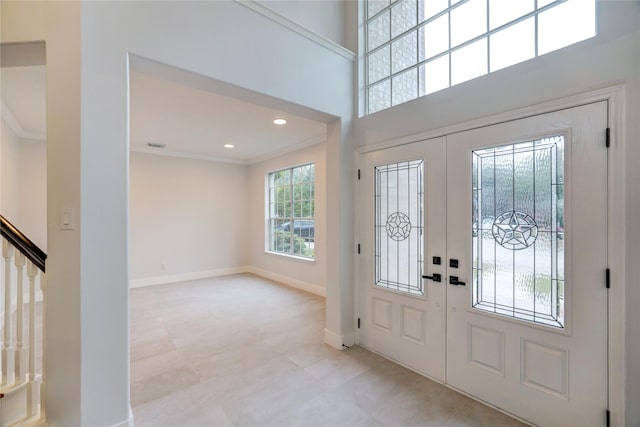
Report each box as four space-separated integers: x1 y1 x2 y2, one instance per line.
357 244 361 254
606 128 611 148
358 169 361 180
357 318 361 329
606 409 610 427
606 268 611 289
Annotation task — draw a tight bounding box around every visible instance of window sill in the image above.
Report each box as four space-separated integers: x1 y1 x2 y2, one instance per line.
264 251 316 264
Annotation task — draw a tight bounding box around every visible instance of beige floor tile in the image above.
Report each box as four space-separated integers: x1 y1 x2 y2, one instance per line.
130 274 526 427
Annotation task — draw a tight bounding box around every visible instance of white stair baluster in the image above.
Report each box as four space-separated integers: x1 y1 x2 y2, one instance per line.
14 252 26 384
2 239 15 387
26 261 38 417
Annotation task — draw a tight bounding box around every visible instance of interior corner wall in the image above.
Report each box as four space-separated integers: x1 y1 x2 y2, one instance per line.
129 152 249 283
0 117 20 223
248 142 327 295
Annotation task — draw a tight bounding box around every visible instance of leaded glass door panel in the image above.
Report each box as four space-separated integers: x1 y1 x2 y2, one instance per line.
359 137 446 381
446 102 608 426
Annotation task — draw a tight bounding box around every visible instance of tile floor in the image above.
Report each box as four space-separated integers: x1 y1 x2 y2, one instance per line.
130 274 527 426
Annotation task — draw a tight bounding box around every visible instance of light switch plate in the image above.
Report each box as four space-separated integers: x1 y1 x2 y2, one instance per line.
60 208 75 230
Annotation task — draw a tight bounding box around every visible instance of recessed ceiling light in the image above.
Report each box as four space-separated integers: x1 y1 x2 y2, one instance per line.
146 142 166 149
224 144 235 149
273 118 287 125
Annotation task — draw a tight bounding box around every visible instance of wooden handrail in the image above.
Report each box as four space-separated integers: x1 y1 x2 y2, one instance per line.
0 215 46 272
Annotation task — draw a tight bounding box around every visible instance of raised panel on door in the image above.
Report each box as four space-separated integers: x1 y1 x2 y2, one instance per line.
358 137 446 381
445 102 608 426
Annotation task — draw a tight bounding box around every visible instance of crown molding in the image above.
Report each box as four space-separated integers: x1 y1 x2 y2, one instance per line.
235 0 356 62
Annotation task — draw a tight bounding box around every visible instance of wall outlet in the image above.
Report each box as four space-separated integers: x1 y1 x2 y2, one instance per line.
160 263 166 270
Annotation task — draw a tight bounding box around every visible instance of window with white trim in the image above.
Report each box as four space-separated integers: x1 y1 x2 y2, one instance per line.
268 163 315 258
366 0 596 114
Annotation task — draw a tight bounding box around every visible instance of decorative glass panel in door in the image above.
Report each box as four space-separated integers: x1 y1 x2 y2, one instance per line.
472 136 565 328
375 160 424 295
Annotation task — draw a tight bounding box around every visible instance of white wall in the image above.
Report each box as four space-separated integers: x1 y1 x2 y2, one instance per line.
0 117 20 222
354 2 640 425
17 138 46 249
248 142 327 295
257 0 351 51
129 152 248 283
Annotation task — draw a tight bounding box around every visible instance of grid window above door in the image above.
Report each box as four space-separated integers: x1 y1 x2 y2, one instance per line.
365 0 596 115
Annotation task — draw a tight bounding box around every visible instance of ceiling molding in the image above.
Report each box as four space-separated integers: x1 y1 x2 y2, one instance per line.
235 0 356 62
0 99 46 141
130 146 250 165
130 133 326 166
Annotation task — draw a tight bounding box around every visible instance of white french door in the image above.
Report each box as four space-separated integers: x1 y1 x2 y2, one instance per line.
358 102 609 426
358 137 447 381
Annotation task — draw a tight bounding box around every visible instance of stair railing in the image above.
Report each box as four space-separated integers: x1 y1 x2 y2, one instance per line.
0 215 46 426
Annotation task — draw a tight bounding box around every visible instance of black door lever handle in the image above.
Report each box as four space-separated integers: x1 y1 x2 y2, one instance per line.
449 276 466 286
422 273 442 282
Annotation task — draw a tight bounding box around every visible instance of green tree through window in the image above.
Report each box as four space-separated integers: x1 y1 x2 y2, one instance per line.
268 164 315 258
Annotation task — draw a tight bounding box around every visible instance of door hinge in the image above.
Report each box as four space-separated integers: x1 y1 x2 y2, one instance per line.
357 169 361 180
357 318 361 329
606 268 611 289
606 409 610 427
357 244 361 254
606 128 611 148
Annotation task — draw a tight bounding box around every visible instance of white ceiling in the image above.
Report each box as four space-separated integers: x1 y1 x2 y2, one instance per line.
129 70 327 164
1 64 327 165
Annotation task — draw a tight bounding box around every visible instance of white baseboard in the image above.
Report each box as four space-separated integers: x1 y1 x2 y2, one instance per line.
245 266 326 297
324 328 345 350
129 266 327 299
129 266 249 288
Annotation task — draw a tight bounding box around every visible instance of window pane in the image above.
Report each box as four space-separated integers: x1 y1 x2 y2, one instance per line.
490 17 535 72
368 0 390 19
392 67 418 106
368 11 391 51
391 0 417 38
451 38 487 85
419 0 448 22
368 79 392 114
450 0 487 47
489 0 534 30
419 13 449 61
369 45 391 84
391 30 418 74
420 55 449 96
538 0 596 55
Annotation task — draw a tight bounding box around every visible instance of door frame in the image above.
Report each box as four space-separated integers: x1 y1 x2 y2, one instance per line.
354 85 626 426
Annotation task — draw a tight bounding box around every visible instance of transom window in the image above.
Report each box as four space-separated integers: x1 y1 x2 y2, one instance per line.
365 0 596 114
268 163 315 258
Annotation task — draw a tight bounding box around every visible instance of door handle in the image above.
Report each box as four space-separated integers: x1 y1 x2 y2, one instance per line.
449 276 466 286
422 273 442 282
